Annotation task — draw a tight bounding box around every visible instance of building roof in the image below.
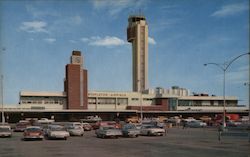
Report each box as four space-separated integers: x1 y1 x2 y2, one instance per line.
20 91 66 97
178 96 237 101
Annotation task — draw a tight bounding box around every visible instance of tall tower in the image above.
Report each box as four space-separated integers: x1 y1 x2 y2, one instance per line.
127 15 148 92
64 51 88 110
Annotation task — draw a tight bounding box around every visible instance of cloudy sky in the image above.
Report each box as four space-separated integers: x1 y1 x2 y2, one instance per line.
0 0 249 106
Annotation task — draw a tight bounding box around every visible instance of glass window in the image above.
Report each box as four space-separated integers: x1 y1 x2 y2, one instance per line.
117 98 128 105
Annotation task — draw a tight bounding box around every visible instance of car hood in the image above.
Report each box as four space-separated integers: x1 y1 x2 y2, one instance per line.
50 131 69 134
0 132 11 134
147 128 165 132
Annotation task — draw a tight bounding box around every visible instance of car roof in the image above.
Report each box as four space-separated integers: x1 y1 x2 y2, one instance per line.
26 126 41 129
0 125 11 128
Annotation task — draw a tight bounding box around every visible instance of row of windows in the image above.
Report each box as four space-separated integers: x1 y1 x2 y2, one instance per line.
178 100 237 107
21 100 64 105
88 98 128 105
88 97 153 105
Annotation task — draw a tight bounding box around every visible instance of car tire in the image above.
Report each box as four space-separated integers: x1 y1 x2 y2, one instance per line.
147 131 151 136
101 134 105 139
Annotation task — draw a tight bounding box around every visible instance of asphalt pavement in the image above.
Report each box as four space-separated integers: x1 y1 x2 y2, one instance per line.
0 127 249 157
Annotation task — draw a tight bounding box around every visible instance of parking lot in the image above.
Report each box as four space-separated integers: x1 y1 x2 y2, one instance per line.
0 127 249 157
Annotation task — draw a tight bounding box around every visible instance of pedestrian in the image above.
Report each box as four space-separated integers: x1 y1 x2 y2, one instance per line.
182 121 186 129
164 124 168 136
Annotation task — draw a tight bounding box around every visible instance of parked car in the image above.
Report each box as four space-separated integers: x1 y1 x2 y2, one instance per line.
134 123 142 130
80 116 102 129
14 121 31 132
0 125 12 137
37 118 55 123
95 121 121 130
122 124 140 137
226 120 243 127
65 123 84 136
23 126 44 140
95 126 122 138
81 123 92 131
140 125 165 136
186 120 207 128
46 125 70 140
125 116 139 123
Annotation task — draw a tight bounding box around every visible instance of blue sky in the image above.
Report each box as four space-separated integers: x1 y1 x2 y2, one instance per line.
0 0 249 106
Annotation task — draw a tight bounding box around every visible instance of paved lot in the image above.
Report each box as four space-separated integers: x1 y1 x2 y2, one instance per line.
0 127 249 157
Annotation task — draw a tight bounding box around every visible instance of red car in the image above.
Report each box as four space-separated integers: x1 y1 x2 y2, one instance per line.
14 121 31 132
23 126 44 141
82 123 92 131
95 121 121 129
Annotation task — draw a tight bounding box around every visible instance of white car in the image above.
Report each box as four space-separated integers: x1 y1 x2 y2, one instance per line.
47 125 70 140
65 123 84 136
0 125 12 137
186 120 207 128
140 125 165 136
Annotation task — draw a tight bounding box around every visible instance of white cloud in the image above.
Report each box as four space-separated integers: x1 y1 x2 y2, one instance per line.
20 21 48 33
44 38 56 43
69 40 77 43
211 3 248 17
92 0 147 16
26 4 59 18
151 18 180 33
70 15 83 25
81 38 90 42
81 36 155 47
148 37 156 45
90 36 127 46
81 36 127 47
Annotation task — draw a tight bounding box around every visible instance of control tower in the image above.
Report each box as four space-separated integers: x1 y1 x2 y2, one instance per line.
127 15 148 92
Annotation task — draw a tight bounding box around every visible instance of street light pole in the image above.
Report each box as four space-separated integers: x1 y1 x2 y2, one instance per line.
204 52 250 129
1 48 5 124
1 75 4 124
223 69 226 128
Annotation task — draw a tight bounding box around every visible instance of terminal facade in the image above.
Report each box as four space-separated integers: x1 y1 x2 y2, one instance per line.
17 51 243 112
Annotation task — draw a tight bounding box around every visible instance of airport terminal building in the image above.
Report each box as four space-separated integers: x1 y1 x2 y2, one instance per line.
17 50 244 113
2 15 248 122
18 87 243 112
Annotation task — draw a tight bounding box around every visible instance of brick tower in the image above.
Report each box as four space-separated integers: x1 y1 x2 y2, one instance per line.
64 51 88 109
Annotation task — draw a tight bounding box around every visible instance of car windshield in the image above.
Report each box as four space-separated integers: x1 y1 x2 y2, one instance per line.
50 126 65 131
143 125 156 129
67 125 81 129
83 124 90 127
26 127 41 132
16 123 28 127
124 125 136 129
102 126 116 130
0 128 10 132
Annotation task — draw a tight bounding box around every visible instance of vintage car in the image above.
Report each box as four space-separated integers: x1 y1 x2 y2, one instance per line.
186 120 207 128
140 125 165 136
122 124 140 137
95 121 121 130
23 126 44 140
81 123 92 131
0 125 12 137
14 121 31 132
65 123 84 136
95 126 122 138
46 124 70 140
